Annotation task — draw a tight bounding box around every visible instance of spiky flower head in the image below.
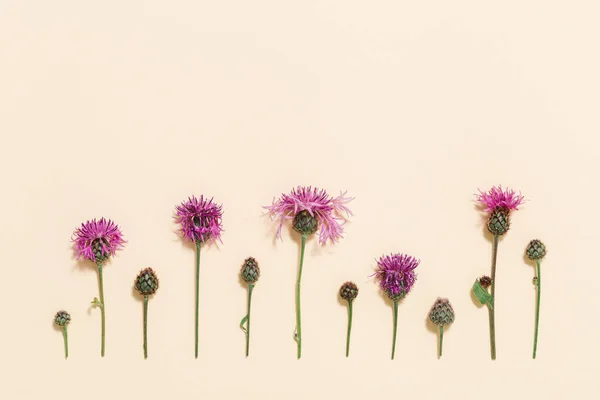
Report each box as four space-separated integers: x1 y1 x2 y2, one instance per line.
339 281 359 302
240 257 260 284
373 253 419 301
428 298 455 327
476 185 525 236
72 218 126 263
134 268 160 296
526 239 547 260
54 310 71 327
264 186 353 245
175 195 224 244
479 275 492 289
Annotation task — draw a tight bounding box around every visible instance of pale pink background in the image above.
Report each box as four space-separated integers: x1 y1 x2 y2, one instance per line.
0 1 596 399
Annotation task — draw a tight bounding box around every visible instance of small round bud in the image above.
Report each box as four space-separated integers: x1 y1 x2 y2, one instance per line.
54 310 71 327
135 268 160 296
240 257 260 284
526 239 547 260
428 298 455 326
487 207 510 236
292 210 319 237
479 275 492 289
339 281 359 302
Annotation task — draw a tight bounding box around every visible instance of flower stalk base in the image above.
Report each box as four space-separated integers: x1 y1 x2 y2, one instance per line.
295 235 307 359
533 260 541 359
195 242 201 359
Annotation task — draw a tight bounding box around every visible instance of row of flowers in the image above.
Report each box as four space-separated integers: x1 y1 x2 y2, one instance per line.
54 185 546 360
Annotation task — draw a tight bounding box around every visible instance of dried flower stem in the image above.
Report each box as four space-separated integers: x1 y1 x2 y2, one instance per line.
346 300 353 357
295 235 307 359
62 327 69 359
97 263 106 357
245 284 254 357
391 300 398 360
195 242 201 359
438 326 444 358
143 295 148 359
489 235 498 360
533 260 541 359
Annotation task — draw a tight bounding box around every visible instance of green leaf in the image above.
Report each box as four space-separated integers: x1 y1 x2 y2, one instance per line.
90 297 104 309
240 315 249 334
472 280 494 309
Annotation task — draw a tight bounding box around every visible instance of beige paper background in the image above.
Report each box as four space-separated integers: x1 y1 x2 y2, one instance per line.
0 1 597 399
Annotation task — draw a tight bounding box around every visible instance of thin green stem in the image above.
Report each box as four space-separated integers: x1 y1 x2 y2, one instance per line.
439 325 444 359
346 300 353 357
143 295 148 359
245 284 254 357
195 242 201 359
295 235 307 359
533 260 541 359
62 327 68 359
489 235 498 360
97 263 106 357
391 300 398 360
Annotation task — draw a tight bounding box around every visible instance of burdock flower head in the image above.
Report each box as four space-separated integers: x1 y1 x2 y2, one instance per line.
374 253 419 301
476 185 525 236
428 298 455 359
72 217 125 357
240 257 260 357
373 253 419 360
72 218 126 263
134 268 159 359
174 194 223 359
54 310 71 359
175 195 223 245
264 185 353 359
264 186 353 244
339 281 359 357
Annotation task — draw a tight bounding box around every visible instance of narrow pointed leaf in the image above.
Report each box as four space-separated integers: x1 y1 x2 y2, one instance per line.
240 315 249 334
472 280 494 309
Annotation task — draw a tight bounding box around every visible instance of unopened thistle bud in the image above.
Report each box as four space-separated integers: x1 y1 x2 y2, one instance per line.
339 281 359 302
526 239 547 260
241 257 260 284
479 275 492 289
135 268 160 296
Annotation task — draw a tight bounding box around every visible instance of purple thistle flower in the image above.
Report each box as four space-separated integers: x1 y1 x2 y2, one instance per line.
374 253 419 300
476 185 525 212
72 218 126 263
174 195 223 244
264 186 353 245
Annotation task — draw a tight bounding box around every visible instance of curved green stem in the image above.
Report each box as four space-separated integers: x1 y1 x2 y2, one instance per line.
97 263 106 357
143 295 148 359
489 235 498 360
346 300 353 357
439 325 444 359
295 235 307 359
62 327 68 359
391 300 398 360
245 284 254 357
533 260 541 359
195 242 201 359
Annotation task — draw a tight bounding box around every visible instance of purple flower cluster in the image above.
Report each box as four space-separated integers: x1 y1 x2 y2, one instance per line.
264 186 353 245
374 253 419 300
175 195 224 244
476 185 525 212
72 218 126 262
